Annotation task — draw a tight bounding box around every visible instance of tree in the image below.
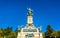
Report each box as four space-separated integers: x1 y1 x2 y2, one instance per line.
15 28 18 38
51 31 58 38
57 30 60 38
45 24 54 38
0 28 3 38
47 24 54 33
3 26 12 38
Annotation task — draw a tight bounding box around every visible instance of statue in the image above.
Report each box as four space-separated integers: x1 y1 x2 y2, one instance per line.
38 26 42 32
18 25 21 32
27 8 33 16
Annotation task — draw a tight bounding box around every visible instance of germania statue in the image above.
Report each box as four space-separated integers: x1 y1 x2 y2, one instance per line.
27 8 33 16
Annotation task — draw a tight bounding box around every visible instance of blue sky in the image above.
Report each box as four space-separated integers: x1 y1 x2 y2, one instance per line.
0 0 60 32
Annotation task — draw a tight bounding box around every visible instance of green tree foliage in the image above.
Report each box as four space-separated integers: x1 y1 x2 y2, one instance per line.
15 28 18 37
44 24 60 38
45 24 54 38
47 24 54 33
0 28 3 38
0 26 18 38
57 30 60 38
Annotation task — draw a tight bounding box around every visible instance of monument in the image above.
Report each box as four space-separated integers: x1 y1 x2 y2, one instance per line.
17 8 43 38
